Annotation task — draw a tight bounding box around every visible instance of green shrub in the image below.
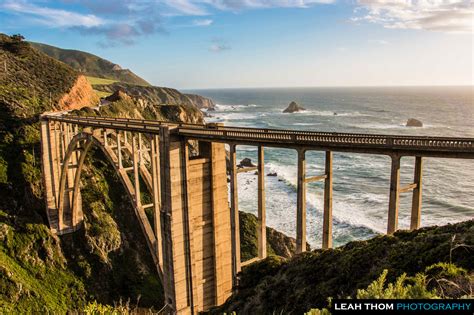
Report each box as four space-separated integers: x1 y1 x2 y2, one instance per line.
356 270 437 299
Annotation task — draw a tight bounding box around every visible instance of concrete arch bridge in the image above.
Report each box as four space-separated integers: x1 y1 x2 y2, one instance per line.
40 114 474 314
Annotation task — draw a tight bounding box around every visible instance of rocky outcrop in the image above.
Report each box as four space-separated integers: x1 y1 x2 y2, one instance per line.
184 93 215 110
239 211 310 261
238 158 256 168
58 75 99 111
283 101 305 113
406 118 423 127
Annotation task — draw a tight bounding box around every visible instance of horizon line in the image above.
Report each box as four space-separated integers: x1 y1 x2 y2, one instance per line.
181 84 474 91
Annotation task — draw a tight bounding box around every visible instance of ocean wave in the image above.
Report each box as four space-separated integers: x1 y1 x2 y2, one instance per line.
208 112 261 122
261 162 388 232
215 103 260 111
236 168 385 247
288 109 368 117
349 122 438 130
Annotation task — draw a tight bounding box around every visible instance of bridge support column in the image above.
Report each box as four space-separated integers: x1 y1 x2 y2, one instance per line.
257 145 267 259
160 130 232 313
296 149 306 253
132 135 141 207
40 119 58 232
322 151 333 249
117 131 123 169
229 144 241 284
410 157 423 230
387 155 401 234
150 135 163 270
208 140 233 306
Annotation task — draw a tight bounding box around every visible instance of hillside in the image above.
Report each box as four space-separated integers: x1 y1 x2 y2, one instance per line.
29 41 216 110
217 220 474 314
30 42 150 86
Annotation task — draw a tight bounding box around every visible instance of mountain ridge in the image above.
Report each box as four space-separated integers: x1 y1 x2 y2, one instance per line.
30 42 150 86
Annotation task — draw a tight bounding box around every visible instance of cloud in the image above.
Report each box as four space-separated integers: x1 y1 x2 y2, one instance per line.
0 0 334 47
204 0 334 10
1 1 104 28
193 19 213 26
162 0 208 15
353 0 474 33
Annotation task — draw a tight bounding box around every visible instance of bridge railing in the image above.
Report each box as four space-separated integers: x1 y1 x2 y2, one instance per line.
176 125 474 152
43 114 474 154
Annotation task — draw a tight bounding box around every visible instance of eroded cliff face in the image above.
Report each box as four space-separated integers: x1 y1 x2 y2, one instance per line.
90 89 204 125
58 75 99 111
95 82 214 113
184 93 215 110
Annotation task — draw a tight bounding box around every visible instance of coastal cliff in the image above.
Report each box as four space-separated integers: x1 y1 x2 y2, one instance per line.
58 75 99 111
184 93 215 110
94 82 214 115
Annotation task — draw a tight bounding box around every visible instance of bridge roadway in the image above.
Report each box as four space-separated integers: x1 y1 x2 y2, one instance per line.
45 114 474 159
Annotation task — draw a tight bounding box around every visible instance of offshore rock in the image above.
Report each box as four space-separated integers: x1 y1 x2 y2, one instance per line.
406 118 423 127
283 101 305 113
239 158 256 168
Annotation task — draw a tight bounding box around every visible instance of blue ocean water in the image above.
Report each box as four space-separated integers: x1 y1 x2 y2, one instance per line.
186 86 474 248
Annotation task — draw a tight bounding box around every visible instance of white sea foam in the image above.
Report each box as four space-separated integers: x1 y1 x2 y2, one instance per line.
215 103 261 111
349 122 439 130
236 165 387 247
289 110 368 117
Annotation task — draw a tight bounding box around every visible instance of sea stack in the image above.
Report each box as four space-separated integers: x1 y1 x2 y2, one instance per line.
238 158 256 168
283 101 305 113
406 118 423 127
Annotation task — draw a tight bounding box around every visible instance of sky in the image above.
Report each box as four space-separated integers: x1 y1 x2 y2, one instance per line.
1 0 473 89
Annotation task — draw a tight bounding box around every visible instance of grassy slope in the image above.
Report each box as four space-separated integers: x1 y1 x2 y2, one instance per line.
85 76 116 98
30 42 150 86
86 76 117 86
218 220 474 314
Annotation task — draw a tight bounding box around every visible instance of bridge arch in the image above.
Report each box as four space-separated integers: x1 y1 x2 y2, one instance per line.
56 131 163 278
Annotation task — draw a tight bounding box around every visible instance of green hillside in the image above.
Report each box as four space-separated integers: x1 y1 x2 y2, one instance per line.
30 42 150 86
217 220 474 314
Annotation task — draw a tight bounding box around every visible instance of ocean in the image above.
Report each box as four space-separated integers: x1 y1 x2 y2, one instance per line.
185 86 474 248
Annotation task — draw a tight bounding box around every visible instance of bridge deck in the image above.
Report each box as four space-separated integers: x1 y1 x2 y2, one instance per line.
45 114 474 158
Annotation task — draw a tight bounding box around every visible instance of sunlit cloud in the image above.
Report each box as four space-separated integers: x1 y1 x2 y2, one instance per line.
353 0 474 33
